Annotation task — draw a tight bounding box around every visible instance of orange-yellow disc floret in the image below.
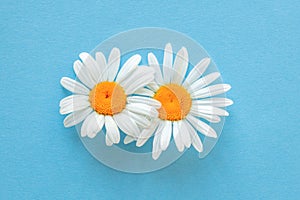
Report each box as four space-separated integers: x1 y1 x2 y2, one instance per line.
89 81 126 116
154 84 192 121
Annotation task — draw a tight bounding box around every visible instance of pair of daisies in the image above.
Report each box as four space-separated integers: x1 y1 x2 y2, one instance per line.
59 43 233 159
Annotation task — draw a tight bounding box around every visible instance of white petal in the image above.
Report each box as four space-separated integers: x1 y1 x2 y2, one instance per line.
191 104 229 116
113 111 140 137
107 48 121 81
104 115 120 144
79 52 99 83
59 97 90 115
121 67 155 95
125 110 151 128
127 96 161 109
191 84 231 99
179 120 191 148
95 52 107 81
160 121 172 151
186 114 217 138
183 57 211 87
116 54 141 83
189 111 221 123
136 120 159 147
60 77 90 95
148 53 164 85
184 119 203 152
163 43 173 83
126 103 158 118
105 134 113 146
152 132 162 160
63 107 92 128
172 47 189 84
80 112 104 138
188 72 220 93
59 95 88 107
192 98 233 107
173 121 184 152
147 82 160 91
133 88 155 96
124 136 135 144
73 60 95 89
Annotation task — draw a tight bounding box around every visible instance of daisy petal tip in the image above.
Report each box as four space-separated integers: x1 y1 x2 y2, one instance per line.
60 77 68 85
152 153 159 160
165 43 172 48
211 133 218 139
79 52 89 60
148 52 155 59
205 57 211 63
136 140 144 147
225 84 232 91
80 129 88 137
112 47 120 53
63 120 72 128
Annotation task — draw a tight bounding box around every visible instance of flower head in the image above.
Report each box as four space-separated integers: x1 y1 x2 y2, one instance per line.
59 48 160 146
137 43 233 159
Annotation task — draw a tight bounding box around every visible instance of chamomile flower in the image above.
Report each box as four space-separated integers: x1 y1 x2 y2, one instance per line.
59 48 160 146
136 43 233 159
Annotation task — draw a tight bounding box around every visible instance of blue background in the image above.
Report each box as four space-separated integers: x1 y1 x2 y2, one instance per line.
1 0 299 199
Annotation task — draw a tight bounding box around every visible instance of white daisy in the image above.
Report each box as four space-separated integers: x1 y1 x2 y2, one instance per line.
59 48 161 146
136 43 233 159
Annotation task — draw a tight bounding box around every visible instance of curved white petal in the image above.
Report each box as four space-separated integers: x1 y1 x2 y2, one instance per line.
188 72 220 93
126 103 158 118
160 121 172 151
183 57 211 87
152 132 162 160
179 120 191 148
60 77 90 95
191 84 231 99
95 52 107 81
113 111 140 137
184 119 203 153
107 48 121 81
163 43 173 83
134 88 155 97
80 112 104 138
105 134 113 146
147 82 159 91
172 47 189 84
148 53 164 85
127 96 161 109
79 52 99 83
63 107 92 128
191 105 229 116
125 110 151 128
186 114 217 138
73 60 95 89
121 67 155 95
136 120 159 147
173 121 184 152
104 115 120 144
124 135 135 144
116 54 141 83
59 95 88 107
59 97 89 115
192 98 233 107
189 111 221 123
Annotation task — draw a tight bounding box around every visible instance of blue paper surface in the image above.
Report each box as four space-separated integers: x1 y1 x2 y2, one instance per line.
1 0 299 199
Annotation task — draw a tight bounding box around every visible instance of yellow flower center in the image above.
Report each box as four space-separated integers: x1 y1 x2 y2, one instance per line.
89 81 126 116
153 84 192 121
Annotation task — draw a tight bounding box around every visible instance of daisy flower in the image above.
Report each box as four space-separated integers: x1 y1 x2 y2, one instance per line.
136 43 233 159
59 48 161 146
